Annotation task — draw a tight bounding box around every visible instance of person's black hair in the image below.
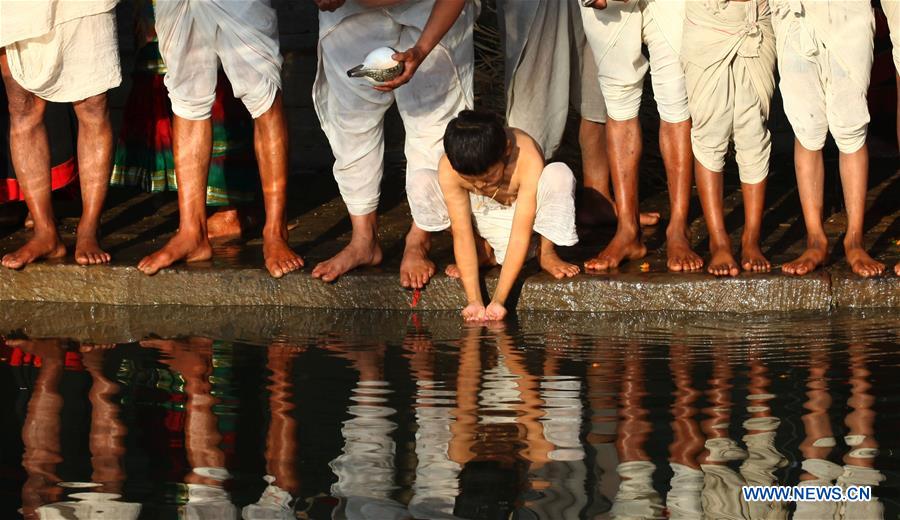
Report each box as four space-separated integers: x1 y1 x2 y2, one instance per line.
443 110 507 176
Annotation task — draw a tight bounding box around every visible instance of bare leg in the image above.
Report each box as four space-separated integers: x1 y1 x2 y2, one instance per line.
254 95 304 278
839 146 884 277
584 117 647 271
400 223 436 289
71 93 113 265
895 262 899 276
0 52 65 269
311 211 383 282
782 140 828 275
137 116 213 275
695 161 738 277
661 119 703 272
578 118 660 227
740 179 770 272
538 236 580 279
446 235 495 278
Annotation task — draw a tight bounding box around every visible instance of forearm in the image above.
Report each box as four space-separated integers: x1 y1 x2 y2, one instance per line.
454 237 483 304
491 238 530 305
414 0 466 55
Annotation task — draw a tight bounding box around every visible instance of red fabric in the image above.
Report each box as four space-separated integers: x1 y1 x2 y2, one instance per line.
0 158 78 203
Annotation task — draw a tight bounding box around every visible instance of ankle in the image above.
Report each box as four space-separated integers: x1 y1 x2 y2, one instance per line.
263 223 289 241
807 234 828 250
741 231 761 248
666 225 690 242
709 238 732 252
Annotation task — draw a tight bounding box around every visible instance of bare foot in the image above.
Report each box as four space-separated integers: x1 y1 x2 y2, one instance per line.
845 244 885 278
666 231 703 272
207 208 243 241
740 242 771 273
137 229 212 275
895 262 900 276
584 233 646 271
1 231 66 269
263 233 303 278
782 241 827 276
311 239 382 283
540 247 580 279
707 245 739 277
400 242 435 289
75 233 111 266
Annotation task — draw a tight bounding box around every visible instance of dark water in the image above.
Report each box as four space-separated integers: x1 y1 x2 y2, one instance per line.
0 305 898 519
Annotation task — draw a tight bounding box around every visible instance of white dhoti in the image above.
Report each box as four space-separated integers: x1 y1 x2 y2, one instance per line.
682 0 776 184
499 0 608 159
313 0 476 219
884 0 900 72
407 162 579 265
772 0 875 154
580 0 690 123
1 0 121 102
155 0 282 120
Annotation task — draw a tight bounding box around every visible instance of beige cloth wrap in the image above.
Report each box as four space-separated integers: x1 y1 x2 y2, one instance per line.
683 0 776 184
771 0 874 153
1 0 121 102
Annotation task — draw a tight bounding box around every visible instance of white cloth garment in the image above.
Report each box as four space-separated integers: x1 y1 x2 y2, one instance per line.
771 0 875 154
407 162 579 265
313 0 476 217
499 0 607 159
883 0 900 72
0 0 117 47
2 0 121 103
580 0 690 123
683 0 776 184
154 0 282 120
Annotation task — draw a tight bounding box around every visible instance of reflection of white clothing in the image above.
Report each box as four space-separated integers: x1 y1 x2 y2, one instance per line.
611 460 664 519
313 0 476 217
580 0 689 122
499 0 606 158
407 162 579 265
35 493 141 520
683 0 776 184
666 463 702 520
771 0 874 153
884 0 900 71
409 385 463 519
155 0 282 120
2 2 121 103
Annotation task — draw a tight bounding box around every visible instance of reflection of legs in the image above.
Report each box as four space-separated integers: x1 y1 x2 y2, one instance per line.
71 93 114 265
0 52 66 270
82 348 128 494
253 95 304 278
138 116 214 274
14 340 66 516
263 348 300 495
799 351 836 483
667 344 703 519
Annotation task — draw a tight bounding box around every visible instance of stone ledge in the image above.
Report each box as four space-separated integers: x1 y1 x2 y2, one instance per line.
0 263 894 313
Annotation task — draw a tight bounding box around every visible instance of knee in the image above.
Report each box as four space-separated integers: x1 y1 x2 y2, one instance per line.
792 120 829 152
73 94 109 125
829 122 868 154
601 85 643 121
4 84 44 126
406 168 449 232
540 163 576 194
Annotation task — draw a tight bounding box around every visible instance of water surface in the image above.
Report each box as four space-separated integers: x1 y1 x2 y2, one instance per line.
0 305 897 519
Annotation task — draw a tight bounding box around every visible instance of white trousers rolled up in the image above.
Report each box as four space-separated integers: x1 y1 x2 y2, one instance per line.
155 0 283 121
313 4 475 219
408 162 579 265
772 0 874 154
580 0 689 123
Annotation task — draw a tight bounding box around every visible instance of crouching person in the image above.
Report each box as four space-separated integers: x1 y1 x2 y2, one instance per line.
409 110 579 322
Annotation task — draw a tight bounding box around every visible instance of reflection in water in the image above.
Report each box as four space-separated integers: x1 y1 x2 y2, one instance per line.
0 310 897 519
